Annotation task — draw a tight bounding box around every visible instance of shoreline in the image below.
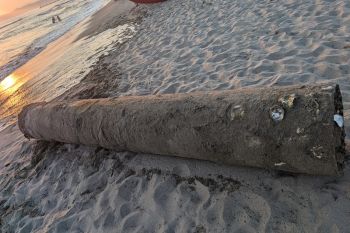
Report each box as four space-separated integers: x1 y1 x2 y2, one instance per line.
0 0 137 132
0 0 110 80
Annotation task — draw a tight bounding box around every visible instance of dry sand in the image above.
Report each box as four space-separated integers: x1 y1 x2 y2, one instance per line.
1 0 350 232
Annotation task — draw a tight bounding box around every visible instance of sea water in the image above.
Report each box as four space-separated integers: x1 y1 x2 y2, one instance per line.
0 0 110 80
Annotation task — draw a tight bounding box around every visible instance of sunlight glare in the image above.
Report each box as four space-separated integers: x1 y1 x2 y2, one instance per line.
0 75 16 90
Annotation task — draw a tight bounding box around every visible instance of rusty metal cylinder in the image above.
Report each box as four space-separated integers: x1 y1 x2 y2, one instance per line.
18 84 346 176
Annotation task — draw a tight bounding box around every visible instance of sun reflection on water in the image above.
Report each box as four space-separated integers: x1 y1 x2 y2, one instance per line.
0 75 16 90
0 73 25 129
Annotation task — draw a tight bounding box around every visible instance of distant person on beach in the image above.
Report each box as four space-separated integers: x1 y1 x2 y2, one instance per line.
52 15 62 24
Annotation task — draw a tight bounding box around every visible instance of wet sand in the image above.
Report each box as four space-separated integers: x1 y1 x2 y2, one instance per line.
74 0 138 41
1 0 350 232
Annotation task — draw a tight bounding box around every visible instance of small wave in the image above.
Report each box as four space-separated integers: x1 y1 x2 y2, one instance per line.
0 0 109 80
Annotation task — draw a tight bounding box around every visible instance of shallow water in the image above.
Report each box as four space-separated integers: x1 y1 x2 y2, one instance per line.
0 24 136 131
0 0 110 80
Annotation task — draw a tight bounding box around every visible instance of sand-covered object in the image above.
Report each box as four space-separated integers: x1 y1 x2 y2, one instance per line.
130 0 166 3
18 85 346 176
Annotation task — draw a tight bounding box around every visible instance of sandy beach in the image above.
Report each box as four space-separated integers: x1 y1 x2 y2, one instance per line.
1 0 350 232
